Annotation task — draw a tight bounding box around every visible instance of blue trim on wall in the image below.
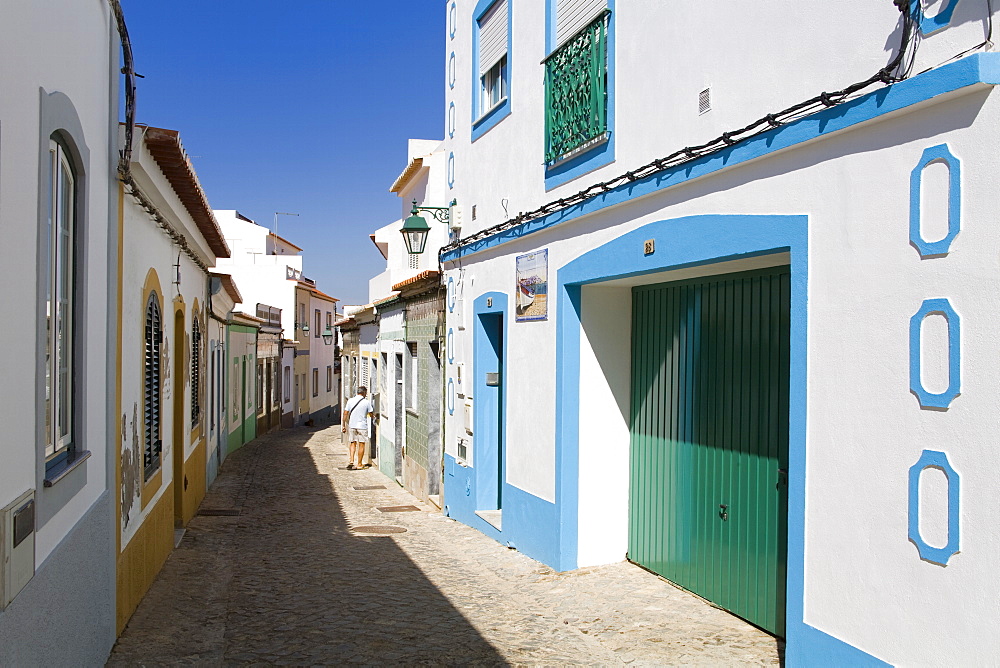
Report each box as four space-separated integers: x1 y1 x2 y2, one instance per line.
910 0 963 35
543 0 616 189
449 1 457 39
793 624 892 667
555 214 884 664
447 328 455 364
442 453 562 565
909 144 961 257
471 0 513 141
448 52 456 89
909 298 961 409
448 152 455 189
442 53 1000 264
448 101 456 139
447 378 456 415
442 290 566 567
447 276 456 312
908 449 961 565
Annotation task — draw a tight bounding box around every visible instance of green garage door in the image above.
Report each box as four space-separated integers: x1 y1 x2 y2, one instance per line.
629 266 789 636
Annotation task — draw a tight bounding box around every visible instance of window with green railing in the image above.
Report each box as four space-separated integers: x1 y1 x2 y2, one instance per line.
544 10 609 164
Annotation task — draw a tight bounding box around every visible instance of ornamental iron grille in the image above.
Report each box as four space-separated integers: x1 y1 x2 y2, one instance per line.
144 292 163 479
544 11 609 164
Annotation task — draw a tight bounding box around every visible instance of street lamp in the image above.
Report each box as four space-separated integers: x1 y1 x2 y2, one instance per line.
401 199 453 254
322 327 334 345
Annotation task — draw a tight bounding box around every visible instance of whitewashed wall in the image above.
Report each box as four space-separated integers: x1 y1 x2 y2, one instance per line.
0 3 118 661
441 0 1000 663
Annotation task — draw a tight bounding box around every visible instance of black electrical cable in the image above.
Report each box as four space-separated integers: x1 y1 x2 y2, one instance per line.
441 1 920 258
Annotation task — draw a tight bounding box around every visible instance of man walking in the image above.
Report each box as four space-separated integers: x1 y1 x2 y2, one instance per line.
342 386 373 470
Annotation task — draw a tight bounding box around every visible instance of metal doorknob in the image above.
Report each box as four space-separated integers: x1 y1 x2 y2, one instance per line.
719 504 729 521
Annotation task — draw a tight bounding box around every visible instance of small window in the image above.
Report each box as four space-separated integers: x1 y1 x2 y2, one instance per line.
283 366 290 402
314 309 321 338
312 369 319 397
326 365 333 392
209 346 216 432
271 361 280 409
256 363 264 417
191 318 202 426
481 55 507 113
406 341 418 412
477 0 509 121
144 293 163 480
45 139 77 468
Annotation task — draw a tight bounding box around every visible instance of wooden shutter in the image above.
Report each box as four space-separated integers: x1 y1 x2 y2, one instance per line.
479 0 508 74
556 0 606 46
144 293 162 476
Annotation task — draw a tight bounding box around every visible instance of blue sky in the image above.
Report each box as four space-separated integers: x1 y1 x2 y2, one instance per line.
122 1 445 306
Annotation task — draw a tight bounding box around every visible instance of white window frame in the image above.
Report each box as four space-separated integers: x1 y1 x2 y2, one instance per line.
480 56 508 116
406 342 418 413
476 0 509 121
45 139 76 462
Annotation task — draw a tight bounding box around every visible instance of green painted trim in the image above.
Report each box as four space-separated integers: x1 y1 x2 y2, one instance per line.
229 324 258 335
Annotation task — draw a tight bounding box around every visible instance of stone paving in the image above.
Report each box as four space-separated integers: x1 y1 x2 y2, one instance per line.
108 421 782 666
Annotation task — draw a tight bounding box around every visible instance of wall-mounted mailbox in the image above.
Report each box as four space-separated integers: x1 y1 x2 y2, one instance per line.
485 372 500 387
2 490 35 609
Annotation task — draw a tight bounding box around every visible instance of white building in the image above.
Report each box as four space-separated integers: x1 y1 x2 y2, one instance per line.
293 281 340 425
440 0 1000 663
212 210 340 426
206 273 242 486
116 125 232 631
213 210 304 337
0 2 121 662
360 140 450 501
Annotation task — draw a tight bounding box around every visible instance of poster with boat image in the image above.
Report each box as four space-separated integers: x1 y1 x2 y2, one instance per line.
515 249 548 321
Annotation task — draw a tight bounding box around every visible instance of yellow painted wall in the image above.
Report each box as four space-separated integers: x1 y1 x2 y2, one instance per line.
115 485 174 634
177 438 206 526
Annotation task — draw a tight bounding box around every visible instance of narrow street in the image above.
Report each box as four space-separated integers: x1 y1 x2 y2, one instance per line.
107 421 781 666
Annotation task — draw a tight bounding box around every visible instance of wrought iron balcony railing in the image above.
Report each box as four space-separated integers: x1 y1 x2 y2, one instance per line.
544 11 609 164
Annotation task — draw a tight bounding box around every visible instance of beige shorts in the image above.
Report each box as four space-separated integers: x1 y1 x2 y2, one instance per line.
348 428 368 442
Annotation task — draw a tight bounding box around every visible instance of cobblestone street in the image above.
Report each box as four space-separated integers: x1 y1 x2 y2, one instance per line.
108 422 782 666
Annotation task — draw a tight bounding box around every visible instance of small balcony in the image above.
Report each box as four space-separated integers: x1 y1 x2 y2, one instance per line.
544 11 610 165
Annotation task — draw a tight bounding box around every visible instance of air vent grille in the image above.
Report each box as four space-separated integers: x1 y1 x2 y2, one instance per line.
699 87 711 115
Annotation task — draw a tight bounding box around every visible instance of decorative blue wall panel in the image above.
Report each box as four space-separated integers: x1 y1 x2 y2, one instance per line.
910 0 963 35
907 449 961 565
909 298 961 409
909 144 961 257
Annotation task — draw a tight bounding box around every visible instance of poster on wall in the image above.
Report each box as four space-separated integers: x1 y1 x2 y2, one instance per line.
515 249 548 322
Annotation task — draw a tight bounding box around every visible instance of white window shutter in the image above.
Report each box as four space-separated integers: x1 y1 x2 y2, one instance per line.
479 0 508 75
556 0 606 46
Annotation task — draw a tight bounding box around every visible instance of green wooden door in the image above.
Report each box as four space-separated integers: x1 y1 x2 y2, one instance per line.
629 266 790 636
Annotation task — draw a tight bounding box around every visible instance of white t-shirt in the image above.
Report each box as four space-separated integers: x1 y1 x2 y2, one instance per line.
344 395 373 430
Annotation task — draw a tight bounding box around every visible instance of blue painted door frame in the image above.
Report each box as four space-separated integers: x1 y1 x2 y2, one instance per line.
473 292 507 511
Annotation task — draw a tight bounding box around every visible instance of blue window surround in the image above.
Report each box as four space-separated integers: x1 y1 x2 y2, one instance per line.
543 0 616 190
442 53 1000 265
908 449 961 566
471 0 513 141
909 298 961 409
909 143 961 257
910 0 962 35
